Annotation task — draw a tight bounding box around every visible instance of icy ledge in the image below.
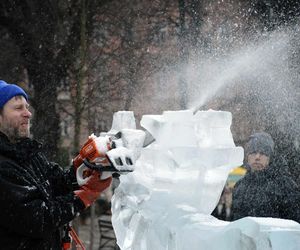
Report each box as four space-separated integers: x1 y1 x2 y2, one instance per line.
111 110 300 250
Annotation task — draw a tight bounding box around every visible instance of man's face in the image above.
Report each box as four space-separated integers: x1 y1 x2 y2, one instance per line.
247 152 270 172
0 96 32 141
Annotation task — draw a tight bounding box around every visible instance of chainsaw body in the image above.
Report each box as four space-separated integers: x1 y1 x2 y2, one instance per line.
73 130 144 186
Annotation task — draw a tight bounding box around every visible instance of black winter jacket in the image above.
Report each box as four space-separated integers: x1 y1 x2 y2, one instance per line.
232 156 300 223
0 132 85 249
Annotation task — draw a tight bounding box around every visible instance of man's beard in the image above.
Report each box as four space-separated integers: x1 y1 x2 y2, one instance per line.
1 124 30 142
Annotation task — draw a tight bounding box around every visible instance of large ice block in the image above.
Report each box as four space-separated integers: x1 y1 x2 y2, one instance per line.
111 110 300 250
138 109 243 214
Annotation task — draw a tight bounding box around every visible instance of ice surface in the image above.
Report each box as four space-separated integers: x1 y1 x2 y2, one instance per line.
109 111 137 134
141 110 197 147
120 129 146 161
194 110 234 148
111 110 300 250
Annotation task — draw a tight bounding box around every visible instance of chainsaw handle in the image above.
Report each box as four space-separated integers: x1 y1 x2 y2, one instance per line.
76 163 110 186
76 164 91 186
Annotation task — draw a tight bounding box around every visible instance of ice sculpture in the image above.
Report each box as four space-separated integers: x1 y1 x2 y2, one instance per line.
111 110 300 250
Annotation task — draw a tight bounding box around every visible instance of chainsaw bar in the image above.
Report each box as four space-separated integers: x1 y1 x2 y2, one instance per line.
83 159 133 172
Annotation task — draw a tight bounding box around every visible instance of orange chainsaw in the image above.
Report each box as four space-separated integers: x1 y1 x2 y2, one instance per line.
73 130 145 185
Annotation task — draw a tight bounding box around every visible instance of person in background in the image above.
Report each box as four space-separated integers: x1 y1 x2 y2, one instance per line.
212 189 227 220
232 132 300 222
223 184 233 221
212 184 233 221
0 80 112 249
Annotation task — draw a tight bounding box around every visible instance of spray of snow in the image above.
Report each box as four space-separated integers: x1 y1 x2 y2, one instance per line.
188 29 293 112
145 26 300 140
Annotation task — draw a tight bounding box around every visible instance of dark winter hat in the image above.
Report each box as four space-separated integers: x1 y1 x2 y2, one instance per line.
245 132 274 157
0 80 28 108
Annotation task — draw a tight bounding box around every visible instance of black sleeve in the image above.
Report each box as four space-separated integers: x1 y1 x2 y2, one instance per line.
231 187 239 220
231 180 245 220
46 161 79 195
33 152 79 195
0 162 85 239
276 175 300 223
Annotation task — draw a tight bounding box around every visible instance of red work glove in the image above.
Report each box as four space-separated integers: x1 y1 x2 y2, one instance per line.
74 171 112 208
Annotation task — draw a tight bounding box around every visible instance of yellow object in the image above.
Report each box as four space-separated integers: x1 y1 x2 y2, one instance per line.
227 166 247 187
230 166 247 176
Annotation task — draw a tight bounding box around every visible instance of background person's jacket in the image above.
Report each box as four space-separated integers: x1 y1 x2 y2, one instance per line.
232 155 300 223
0 132 85 249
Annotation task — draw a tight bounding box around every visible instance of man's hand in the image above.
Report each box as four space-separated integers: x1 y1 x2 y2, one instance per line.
74 171 112 208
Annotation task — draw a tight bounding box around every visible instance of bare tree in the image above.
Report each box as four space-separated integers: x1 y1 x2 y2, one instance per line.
0 0 82 159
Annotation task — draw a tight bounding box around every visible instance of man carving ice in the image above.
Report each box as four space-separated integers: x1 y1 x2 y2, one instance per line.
232 132 300 222
0 80 112 249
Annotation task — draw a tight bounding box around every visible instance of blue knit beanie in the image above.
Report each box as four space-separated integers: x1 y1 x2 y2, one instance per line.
0 80 28 108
